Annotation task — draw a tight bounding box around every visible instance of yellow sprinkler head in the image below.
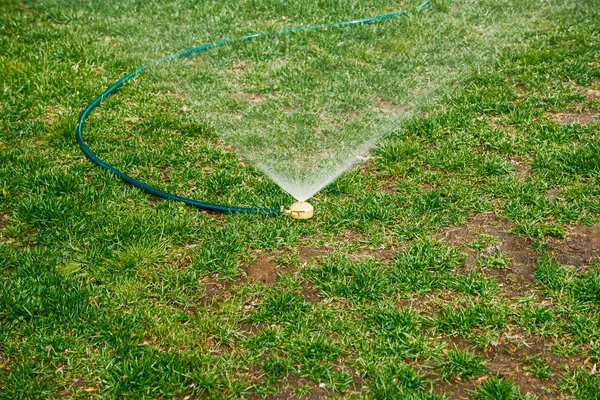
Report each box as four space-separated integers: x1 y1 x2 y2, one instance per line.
281 202 314 220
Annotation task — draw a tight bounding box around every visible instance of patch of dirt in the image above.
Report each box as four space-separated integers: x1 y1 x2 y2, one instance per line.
283 104 301 114
167 245 195 268
199 247 329 303
550 110 599 125
373 96 408 115
397 295 442 314
244 251 288 284
262 375 332 400
440 213 538 298
547 223 600 267
70 378 92 389
574 81 600 102
488 116 517 132
542 188 561 199
0 213 7 231
201 274 242 303
237 92 264 102
297 246 331 263
350 244 397 262
56 378 96 395
297 246 330 302
243 246 326 284
434 376 486 400
482 329 582 399
238 322 264 336
435 330 580 399
300 281 321 303
508 155 532 178
233 62 246 74
585 89 600 101
379 182 397 194
39 104 67 124
245 359 364 399
169 301 199 317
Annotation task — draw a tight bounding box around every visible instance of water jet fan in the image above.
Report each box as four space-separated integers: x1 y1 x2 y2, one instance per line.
77 0 544 219
75 2 431 220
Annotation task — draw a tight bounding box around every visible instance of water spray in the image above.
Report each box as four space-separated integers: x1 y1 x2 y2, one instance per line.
76 2 430 220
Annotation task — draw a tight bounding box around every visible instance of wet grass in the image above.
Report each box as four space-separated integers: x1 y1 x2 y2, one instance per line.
1 0 600 399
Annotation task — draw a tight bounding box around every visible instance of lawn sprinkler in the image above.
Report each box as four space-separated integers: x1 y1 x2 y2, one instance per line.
281 202 314 220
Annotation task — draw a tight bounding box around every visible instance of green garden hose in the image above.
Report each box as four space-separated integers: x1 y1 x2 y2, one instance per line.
76 1 430 214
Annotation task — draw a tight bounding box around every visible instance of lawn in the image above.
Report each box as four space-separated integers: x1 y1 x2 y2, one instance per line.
1 0 600 399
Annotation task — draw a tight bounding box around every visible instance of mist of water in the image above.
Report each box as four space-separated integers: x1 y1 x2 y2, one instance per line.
141 0 550 204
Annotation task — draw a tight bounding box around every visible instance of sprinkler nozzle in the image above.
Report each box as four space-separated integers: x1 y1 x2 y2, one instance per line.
281 202 314 220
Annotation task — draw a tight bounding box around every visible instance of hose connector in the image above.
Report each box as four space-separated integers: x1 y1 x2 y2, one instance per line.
281 202 314 220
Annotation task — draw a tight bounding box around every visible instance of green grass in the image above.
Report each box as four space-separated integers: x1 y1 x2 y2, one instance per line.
1 0 600 399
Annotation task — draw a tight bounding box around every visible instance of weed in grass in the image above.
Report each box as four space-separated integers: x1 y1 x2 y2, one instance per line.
437 345 487 380
476 252 512 270
521 355 552 379
368 361 425 398
468 234 500 251
261 354 293 378
470 375 523 400
518 305 557 334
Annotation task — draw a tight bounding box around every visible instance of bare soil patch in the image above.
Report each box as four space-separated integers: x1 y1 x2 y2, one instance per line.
244 250 288 284
434 376 485 400
378 182 397 194
508 155 532 178
350 244 396 262
440 213 538 298
297 246 330 302
300 281 321 303
200 247 329 303
575 82 600 101
488 115 517 133
246 373 333 400
265 375 331 400
0 213 7 231
435 329 579 399
56 377 97 396
238 92 264 102
547 223 600 267
39 104 67 124
484 341 554 397
550 110 599 125
245 246 332 284
201 274 241 303
232 62 246 74
542 188 561 199
166 245 195 268
481 329 584 399
373 96 408 115
585 89 600 101
298 246 331 263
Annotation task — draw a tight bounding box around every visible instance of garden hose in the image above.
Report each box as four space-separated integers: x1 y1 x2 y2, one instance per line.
76 1 430 215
